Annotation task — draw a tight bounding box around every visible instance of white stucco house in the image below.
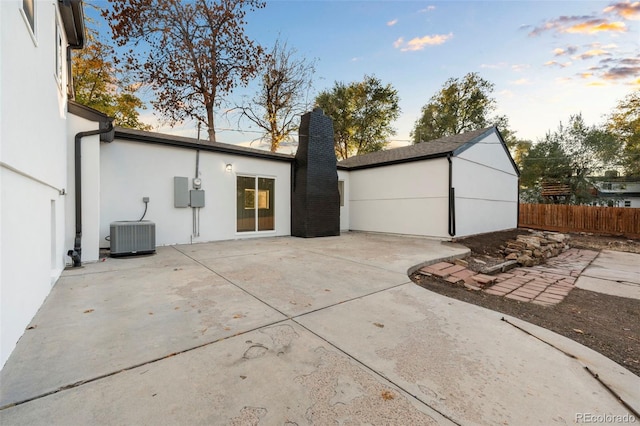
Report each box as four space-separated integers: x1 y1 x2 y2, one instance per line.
0 0 102 367
338 127 520 239
591 175 640 208
0 0 520 368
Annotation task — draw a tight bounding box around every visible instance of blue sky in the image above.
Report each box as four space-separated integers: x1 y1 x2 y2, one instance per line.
89 1 639 149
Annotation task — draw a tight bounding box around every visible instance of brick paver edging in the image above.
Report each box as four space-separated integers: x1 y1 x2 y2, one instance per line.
418 248 600 305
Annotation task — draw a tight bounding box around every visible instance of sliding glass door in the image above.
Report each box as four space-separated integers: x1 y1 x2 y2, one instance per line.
237 176 275 233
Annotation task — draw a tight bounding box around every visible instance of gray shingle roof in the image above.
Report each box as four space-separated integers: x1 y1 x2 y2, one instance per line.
338 126 496 170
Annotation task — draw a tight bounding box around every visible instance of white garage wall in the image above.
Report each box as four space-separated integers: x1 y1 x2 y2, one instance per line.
348 159 450 238
452 132 519 237
99 140 291 250
337 169 350 231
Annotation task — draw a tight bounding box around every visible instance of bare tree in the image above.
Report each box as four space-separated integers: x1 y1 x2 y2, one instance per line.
105 0 266 142
239 39 316 152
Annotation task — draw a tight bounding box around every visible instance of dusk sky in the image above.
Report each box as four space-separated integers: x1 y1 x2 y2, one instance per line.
90 1 639 150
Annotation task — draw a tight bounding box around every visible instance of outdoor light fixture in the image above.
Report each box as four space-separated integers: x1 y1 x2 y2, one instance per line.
225 163 233 172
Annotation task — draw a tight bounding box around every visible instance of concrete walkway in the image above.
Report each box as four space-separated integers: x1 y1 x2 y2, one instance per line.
576 250 640 300
1 233 638 425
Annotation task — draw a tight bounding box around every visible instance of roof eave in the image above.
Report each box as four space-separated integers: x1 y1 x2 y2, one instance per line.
339 151 452 171
58 0 85 49
452 126 521 177
113 128 295 163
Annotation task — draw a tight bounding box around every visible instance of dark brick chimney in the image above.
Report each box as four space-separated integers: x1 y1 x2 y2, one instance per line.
291 108 340 237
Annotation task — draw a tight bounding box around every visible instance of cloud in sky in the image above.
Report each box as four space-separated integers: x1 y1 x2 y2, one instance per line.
510 78 531 85
574 48 612 60
565 19 626 34
394 33 453 51
603 1 640 20
511 64 530 72
603 65 640 80
545 60 572 68
553 46 578 56
419 5 436 13
529 15 627 36
387 19 398 27
530 5 637 87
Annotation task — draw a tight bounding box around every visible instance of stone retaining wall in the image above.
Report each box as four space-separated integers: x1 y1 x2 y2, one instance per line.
501 231 570 267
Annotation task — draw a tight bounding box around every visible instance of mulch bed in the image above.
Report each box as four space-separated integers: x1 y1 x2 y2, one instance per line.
411 229 640 377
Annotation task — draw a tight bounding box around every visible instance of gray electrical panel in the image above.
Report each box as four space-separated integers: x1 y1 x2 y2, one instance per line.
190 189 205 208
174 177 189 208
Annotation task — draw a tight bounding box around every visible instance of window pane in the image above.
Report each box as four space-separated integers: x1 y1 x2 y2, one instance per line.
257 178 275 231
237 176 255 232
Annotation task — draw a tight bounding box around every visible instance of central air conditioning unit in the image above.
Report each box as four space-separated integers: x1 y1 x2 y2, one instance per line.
110 221 156 257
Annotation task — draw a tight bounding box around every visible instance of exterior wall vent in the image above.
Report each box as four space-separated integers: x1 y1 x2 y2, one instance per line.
110 221 156 256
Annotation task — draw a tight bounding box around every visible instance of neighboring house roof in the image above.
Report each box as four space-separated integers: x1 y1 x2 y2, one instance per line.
337 126 519 175
590 176 640 183
114 127 294 163
598 192 640 198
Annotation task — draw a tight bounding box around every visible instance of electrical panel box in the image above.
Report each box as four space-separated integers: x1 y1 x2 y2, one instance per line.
190 189 205 208
174 177 189 208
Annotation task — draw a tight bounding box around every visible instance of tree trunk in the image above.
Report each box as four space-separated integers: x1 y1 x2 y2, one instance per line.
207 105 216 142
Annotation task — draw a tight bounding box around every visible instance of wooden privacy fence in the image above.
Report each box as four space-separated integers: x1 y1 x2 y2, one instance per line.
519 204 640 238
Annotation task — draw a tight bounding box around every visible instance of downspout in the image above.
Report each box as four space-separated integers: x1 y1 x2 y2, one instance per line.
66 46 75 99
68 122 114 267
447 154 456 237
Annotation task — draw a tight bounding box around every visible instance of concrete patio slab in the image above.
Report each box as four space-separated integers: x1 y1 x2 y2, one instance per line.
0 247 286 408
178 232 469 275
0 321 452 425
197 247 411 317
297 283 638 425
1 233 637 425
576 250 640 300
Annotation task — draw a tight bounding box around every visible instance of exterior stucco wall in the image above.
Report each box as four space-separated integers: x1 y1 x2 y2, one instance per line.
99 140 292 248
1 1 71 367
66 114 102 263
337 170 350 231
348 159 450 238
452 132 519 237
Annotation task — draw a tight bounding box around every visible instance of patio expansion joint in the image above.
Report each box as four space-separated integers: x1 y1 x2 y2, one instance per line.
302 247 427 276
0 317 290 412
170 246 290 319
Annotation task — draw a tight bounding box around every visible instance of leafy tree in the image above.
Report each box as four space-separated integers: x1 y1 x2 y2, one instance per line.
520 114 620 204
512 139 532 169
315 75 400 159
105 0 267 142
239 39 316 152
72 10 149 129
607 90 640 176
411 72 497 143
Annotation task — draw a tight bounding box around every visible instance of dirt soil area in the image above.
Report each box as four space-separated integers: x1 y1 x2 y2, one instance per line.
411 229 640 377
